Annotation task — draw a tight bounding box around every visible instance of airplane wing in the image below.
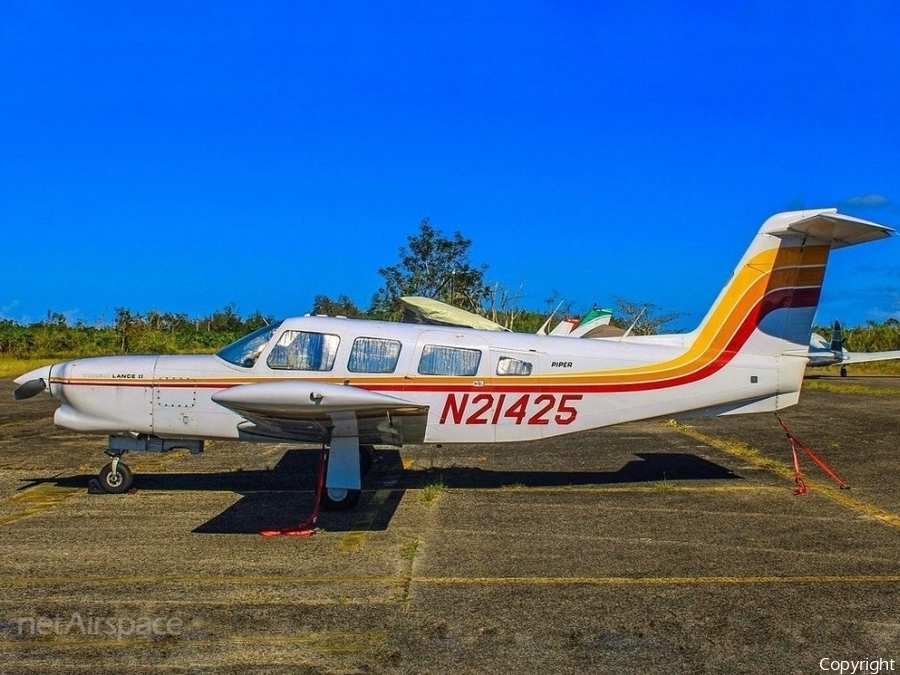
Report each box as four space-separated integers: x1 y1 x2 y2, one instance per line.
211 381 429 446
842 349 900 365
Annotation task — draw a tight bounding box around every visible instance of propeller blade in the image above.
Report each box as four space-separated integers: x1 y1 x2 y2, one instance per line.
14 378 46 400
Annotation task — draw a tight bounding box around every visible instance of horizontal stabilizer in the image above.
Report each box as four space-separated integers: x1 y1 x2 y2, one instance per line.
761 209 894 247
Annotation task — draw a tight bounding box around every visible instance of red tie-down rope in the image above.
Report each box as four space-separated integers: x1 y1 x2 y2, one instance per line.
775 415 850 495
260 444 327 537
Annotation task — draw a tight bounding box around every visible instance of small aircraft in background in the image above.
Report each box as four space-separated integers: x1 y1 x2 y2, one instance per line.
808 320 900 376
537 306 617 338
13 209 893 515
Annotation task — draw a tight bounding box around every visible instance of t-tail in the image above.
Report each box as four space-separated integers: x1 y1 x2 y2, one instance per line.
672 209 892 414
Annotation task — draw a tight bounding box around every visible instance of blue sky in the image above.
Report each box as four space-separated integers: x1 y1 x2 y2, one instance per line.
3 1 899 331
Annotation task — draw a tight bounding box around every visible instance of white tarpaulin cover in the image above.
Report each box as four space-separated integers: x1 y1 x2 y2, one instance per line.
399 296 508 331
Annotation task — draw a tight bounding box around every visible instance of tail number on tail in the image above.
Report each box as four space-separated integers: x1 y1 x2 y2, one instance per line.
439 393 583 426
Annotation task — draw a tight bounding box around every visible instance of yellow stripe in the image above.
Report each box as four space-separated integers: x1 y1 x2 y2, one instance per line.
0 484 81 526
0 574 405 585
338 489 393 553
0 630 387 651
2 573 898 587
670 423 900 529
414 574 900 585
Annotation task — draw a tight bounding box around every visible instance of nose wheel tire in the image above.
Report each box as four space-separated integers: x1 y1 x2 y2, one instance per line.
98 461 134 494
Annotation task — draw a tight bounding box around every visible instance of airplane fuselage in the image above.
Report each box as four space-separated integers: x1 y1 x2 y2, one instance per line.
42 314 803 447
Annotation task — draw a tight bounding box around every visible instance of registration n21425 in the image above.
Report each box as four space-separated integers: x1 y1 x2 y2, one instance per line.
439 393 583 426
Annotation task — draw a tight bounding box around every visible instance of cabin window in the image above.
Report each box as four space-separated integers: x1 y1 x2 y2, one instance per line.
496 356 533 376
348 337 402 373
418 345 481 376
267 331 340 371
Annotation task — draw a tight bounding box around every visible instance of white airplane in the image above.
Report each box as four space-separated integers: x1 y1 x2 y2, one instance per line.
13 209 893 513
808 320 900 376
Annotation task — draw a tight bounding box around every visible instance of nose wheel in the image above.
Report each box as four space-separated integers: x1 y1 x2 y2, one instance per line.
97 458 134 494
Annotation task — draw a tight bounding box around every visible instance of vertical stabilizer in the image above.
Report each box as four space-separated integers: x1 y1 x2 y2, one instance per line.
688 209 892 362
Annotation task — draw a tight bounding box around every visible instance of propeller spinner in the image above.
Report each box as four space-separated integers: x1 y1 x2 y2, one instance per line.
12 364 53 400
14 378 47 400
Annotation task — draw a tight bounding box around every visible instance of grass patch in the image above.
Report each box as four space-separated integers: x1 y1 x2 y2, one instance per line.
500 481 527 491
652 476 677 491
402 538 420 562
807 361 900 376
0 357 57 379
419 476 445 506
665 420 790 473
802 379 900 396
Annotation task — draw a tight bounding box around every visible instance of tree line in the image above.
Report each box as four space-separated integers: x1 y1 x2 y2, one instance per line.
0 305 272 359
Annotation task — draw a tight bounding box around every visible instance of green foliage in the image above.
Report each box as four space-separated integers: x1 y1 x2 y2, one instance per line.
312 294 368 318
370 218 489 320
0 306 274 359
813 319 900 352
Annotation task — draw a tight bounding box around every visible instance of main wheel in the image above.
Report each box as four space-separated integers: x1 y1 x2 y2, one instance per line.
321 487 361 511
98 461 134 494
840 366 848 377
320 447 369 511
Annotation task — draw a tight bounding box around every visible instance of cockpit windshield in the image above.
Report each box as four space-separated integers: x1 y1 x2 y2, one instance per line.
215 321 284 368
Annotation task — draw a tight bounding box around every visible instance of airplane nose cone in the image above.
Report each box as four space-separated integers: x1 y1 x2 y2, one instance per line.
13 364 54 400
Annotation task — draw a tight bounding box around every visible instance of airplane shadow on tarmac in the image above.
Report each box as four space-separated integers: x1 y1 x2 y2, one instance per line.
27 449 740 534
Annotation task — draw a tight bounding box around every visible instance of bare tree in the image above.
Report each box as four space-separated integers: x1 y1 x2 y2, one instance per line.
614 298 687 335
484 282 527 330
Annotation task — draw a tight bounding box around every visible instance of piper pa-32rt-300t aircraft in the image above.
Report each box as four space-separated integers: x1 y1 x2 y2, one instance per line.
13 209 894 510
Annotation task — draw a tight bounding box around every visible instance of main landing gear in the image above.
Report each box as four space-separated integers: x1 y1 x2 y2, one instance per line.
260 443 377 537
320 444 376 511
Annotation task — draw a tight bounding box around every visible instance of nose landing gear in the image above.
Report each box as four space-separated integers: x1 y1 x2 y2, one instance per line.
95 450 134 494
